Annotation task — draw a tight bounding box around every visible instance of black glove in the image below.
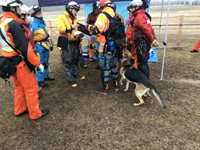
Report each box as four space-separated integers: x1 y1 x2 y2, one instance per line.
50 47 53 51
126 44 132 52
95 50 99 58
77 23 91 36
90 44 94 49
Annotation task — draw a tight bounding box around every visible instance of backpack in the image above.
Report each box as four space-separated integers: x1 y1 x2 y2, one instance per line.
103 12 125 51
0 56 21 79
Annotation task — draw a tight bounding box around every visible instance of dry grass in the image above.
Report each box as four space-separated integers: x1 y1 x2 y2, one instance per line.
0 6 200 150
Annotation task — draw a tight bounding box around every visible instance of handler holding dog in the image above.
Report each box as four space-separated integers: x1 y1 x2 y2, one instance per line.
128 0 158 79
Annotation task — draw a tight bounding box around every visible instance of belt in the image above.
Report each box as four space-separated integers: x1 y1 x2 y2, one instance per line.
69 41 79 46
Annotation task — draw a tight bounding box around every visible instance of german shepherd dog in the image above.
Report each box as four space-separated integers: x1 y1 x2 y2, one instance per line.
120 49 166 108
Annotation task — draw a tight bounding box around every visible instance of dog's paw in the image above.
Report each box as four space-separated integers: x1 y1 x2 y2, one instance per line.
134 102 144 106
134 103 139 106
124 89 128 92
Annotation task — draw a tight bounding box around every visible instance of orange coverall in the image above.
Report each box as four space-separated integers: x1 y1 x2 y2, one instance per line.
1 12 42 119
87 12 98 59
126 16 138 69
193 39 200 51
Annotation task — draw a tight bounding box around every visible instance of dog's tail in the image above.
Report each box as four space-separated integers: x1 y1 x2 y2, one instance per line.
150 84 166 108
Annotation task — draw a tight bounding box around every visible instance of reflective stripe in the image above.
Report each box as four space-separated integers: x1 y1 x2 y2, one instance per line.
0 18 14 52
95 21 105 29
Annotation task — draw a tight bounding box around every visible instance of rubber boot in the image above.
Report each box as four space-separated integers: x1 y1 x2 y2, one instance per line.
190 50 198 53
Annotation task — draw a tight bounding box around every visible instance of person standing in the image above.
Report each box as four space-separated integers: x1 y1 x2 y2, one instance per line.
56 1 85 88
126 2 138 69
129 0 158 79
20 4 43 99
30 5 54 88
0 0 48 119
87 1 100 62
87 0 124 95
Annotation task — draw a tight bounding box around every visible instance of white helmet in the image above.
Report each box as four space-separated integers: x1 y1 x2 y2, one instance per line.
66 1 80 11
0 0 23 7
20 5 31 15
130 0 143 7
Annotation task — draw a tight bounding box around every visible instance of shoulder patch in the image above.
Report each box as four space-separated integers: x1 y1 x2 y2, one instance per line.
147 19 151 24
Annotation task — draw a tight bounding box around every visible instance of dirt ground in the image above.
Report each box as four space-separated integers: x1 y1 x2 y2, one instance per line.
1 5 200 150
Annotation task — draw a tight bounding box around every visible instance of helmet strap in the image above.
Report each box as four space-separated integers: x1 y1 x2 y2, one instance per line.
10 7 21 18
21 14 26 21
132 6 143 14
66 8 74 18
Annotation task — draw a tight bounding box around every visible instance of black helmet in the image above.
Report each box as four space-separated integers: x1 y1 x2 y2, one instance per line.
111 2 116 11
30 5 41 17
93 1 98 9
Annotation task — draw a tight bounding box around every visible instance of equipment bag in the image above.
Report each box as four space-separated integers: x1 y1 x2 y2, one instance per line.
102 12 125 50
57 36 69 50
0 56 21 78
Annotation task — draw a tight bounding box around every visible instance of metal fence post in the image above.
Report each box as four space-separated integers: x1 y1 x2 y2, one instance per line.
177 15 184 47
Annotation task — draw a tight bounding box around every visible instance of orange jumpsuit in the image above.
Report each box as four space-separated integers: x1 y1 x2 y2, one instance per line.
193 39 200 51
87 12 98 59
0 12 42 119
126 16 138 69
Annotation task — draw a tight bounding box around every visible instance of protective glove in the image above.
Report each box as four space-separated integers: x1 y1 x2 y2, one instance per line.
37 64 44 73
151 39 158 47
126 44 132 52
50 47 53 51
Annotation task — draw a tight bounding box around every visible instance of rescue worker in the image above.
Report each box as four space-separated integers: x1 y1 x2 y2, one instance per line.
20 5 32 23
20 4 43 99
126 2 138 69
87 1 100 62
30 5 54 88
56 1 85 88
87 0 119 95
0 0 48 119
191 39 200 52
129 0 158 79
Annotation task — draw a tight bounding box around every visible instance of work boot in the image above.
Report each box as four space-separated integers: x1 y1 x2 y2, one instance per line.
111 81 119 91
41 110 49 117
96 85 108 95
38 81 49 87
44 77 55 81
90 58 94 62
15 108 28 117
34 110 49 120
81 65 88 68
74 75 85 80
69 81 77 88
190 50 198 52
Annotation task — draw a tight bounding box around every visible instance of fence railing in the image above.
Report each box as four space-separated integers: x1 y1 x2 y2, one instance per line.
46 15 200 47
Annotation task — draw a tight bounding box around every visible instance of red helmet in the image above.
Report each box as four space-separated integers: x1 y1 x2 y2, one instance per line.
99 0 112 7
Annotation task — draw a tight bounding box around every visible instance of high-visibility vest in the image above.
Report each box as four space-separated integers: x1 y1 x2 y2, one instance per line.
0 18 15 52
